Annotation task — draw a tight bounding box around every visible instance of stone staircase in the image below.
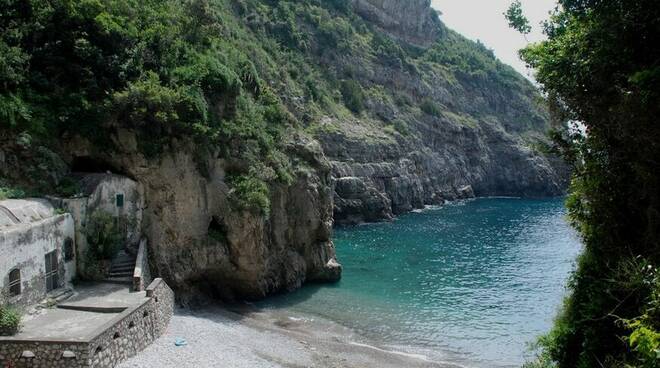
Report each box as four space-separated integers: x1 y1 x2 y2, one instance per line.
104 249 136 286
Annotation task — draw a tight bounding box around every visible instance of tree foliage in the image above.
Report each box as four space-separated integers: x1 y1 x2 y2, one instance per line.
1 0 550 216
511 0 660 366
504 0 531 35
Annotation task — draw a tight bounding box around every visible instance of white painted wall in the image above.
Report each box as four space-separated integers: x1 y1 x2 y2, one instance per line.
0 214 75 308
86 176 144 246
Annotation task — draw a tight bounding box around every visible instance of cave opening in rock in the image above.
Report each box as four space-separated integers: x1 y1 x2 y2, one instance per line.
208 216 228 243
71 156 119 174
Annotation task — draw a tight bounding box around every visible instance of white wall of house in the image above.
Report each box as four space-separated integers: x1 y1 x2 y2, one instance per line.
0 204 75 309
55 174 144 277
84 174 144 246
0 174 144 309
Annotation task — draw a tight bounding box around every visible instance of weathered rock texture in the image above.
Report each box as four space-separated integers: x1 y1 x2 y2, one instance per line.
61 131 340 301
0 0 568 301
317 0 568 225
351 0 443 46
322 117 566 225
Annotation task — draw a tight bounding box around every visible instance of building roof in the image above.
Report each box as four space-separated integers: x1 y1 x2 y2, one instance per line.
0 198 56 231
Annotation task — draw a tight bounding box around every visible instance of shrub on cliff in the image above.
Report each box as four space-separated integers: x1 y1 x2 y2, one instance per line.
228 174 271 216
340 80 365 113
420 98 443 118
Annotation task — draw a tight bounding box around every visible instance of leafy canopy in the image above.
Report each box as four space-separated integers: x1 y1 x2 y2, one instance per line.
508 0 660 366
504 0 531 35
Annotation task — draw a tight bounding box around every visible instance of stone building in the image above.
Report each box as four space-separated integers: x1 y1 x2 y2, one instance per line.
0 199 75 309
0 175 171 368
77 173 144 246
51 173 145 278
1 173 144 309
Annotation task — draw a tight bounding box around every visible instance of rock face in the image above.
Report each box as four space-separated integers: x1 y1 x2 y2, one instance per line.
0 0 569 302
322 119 566 225
62 132 340 301
316 0 568 224
351 0 443 46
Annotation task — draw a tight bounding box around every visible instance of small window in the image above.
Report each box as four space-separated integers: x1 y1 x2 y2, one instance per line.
64 238 74 262
8 268 20 296
115 193 124 208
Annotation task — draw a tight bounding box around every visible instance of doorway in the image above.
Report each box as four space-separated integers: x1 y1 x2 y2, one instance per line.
45 250 59 292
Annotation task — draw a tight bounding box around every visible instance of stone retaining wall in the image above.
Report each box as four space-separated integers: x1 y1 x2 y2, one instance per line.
0 279 174 368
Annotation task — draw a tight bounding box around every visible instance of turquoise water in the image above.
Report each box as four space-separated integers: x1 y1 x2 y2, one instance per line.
259 198 582 367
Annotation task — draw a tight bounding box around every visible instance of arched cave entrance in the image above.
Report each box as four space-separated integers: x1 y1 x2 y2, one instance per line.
208 216 228 243
71 156 119 174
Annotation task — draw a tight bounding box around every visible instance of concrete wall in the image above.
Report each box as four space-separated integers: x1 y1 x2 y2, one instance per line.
54 174 144 277
0 279 174 368
133 239 152 292
0 214 75 309
57 197 88 282
85 175 144 247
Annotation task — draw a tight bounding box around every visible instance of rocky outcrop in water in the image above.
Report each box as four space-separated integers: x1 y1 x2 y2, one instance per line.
323 120 566 224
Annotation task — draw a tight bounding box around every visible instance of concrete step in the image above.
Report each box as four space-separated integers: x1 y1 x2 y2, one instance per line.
102 277 133 285
113 259 134 265
111 261 135 268
110 265 135 272
113 257 134 263
58 304 127 313
108 272 133 278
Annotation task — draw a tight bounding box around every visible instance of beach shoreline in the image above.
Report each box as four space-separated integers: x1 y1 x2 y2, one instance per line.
117 304 466 368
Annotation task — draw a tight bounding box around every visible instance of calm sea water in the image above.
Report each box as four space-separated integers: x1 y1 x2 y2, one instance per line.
259 198 582 367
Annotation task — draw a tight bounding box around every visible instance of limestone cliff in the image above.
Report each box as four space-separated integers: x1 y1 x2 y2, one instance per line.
0 0 568 301
314 1 568 224
56 130 340 300
351 0 443 46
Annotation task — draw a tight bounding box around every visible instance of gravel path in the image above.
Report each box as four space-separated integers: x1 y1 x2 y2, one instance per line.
117 306 464 368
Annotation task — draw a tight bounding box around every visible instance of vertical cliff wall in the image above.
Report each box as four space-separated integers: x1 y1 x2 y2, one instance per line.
351 0 443 46
0 0 567 300
57 131 340 301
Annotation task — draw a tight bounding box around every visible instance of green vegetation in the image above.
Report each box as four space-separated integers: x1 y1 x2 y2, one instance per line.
340 80 365 114
420 98 443 118
228 174 271 216
508 0 660 366
0 182 26 200
0 304 21 336
0 0 295 206
82 211 123 279
384 119 410 137
85 212 123 261
1 0 547 213
504 0 531 36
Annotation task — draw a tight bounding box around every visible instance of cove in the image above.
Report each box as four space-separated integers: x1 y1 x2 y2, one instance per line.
258 198 582 367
